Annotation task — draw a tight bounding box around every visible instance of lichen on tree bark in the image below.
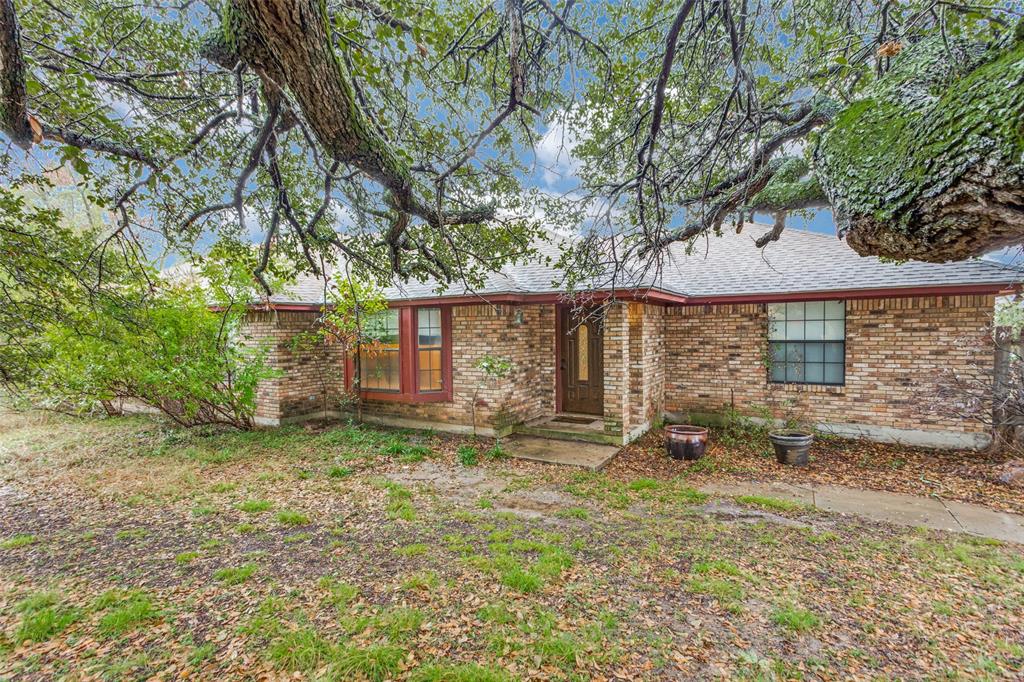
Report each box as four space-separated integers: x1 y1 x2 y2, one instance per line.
815 34 1024 262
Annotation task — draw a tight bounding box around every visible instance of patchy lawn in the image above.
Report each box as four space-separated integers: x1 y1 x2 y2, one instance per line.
614 421 1024 515
1 411 1022 680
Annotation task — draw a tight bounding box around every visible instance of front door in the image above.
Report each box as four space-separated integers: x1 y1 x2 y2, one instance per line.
560 307 604 415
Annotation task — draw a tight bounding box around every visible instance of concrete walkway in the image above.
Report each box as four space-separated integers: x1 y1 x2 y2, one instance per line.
700 480 1024 544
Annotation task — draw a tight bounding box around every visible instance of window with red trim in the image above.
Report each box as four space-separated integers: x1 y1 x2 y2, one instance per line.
350 306 452 402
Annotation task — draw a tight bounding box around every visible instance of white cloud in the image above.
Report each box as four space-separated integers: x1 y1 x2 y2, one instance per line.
534 114 585 189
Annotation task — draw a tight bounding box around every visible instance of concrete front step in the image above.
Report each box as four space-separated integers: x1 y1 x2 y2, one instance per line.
512 424 621 445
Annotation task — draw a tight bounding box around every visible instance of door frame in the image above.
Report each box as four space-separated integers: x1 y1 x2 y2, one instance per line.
554 304 604 415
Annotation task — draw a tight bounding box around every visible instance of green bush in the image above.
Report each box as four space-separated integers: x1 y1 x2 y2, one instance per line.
457 445 479 466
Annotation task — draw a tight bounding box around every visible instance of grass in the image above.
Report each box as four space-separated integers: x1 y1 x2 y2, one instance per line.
735 495 807 512
410 663 514 682
457 445 479 466
328 465 354 478
213 564 257 585
96 592 159 638
329 644 406 681
275 510 311 526
499 566 542 593
382 481 416 521
771 604 821 632
236 499 272 514
14 593 82 643
1 534 37 549
267 627 333 672
3 411 1024 680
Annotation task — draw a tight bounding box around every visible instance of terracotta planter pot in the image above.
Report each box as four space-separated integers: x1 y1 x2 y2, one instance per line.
665 425 709 461
769 431 813 466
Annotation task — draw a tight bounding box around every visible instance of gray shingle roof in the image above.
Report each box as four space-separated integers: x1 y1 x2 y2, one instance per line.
269 222 1020 305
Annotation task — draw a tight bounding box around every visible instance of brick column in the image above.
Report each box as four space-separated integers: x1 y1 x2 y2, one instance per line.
602 302 631 441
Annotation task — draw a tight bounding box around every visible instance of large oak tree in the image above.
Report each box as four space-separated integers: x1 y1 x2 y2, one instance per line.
0 0 1022 297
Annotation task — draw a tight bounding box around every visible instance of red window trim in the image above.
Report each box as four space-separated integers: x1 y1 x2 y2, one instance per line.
345 305 453 403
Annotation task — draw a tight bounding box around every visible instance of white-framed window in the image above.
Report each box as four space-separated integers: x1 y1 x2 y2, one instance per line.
768 301 845 385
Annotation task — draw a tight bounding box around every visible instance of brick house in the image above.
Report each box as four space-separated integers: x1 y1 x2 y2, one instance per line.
243 224 1020 450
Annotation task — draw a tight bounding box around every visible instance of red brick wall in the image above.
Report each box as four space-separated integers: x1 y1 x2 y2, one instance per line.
663 295 995 434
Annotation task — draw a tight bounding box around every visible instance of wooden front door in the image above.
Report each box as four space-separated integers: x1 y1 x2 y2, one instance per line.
560 307 604 415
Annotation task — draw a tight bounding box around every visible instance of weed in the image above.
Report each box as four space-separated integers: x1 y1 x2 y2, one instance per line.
376 607 425 641
319 577 358 608
175 551 200 564
485 444 509 460
328 465 354 479
97 593 159 637
500 566 542 593
628 478 661 492
268 627 332 672
395 543 429 557
236 523 260 534
213 564 257 585
237 499 272 514
401 571 439 591
478 602 515 625
1 534 37 549
276 510 311 526
477 497 494 509
328 644 406 681
410 663 514 682
735 495 806 513
188 642 216 666
14 593 81 643
457 445 479 466
771 604 821 632
284 532 312 543
556 507 590 520
114 528 149 541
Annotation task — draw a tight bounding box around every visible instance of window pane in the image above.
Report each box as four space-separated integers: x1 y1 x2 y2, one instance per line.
824 342 844 363
361 310 400 392
771 363 787 382
824 300 845 319
767 303 786 321
365 309 399 344
786 362 805 382
785 343 804 363
417 308 441 347
578 324 589 381
805 320 825 341
770 342 786 362
805 301 825 320
417 308 443 392
824 320 845 340
785 302 805 320
768 320 784 339
805 343 824 362
360 349 400 392
418 349 442 392
804 362 824 383
785 320 805 340
824 363 844 384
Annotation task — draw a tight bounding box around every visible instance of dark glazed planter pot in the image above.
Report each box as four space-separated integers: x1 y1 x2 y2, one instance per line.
769 431 814 466
665 425 709 461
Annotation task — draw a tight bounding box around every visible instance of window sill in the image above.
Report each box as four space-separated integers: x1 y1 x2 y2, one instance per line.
768 382 845 395
360 390 452 404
